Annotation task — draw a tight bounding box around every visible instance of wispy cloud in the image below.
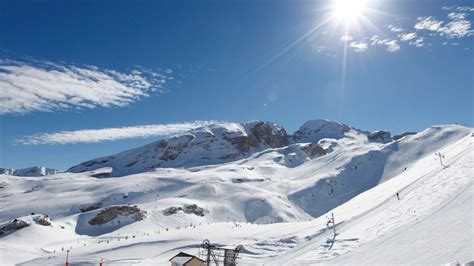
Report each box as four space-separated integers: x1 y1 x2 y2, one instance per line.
370 36 400 52
314 45 335 57
409 37 425 47
336 6 472 54
348 41 368 52
0 58 173 115
388 24 404 33
340 35 353 42
414 16 444 32
447 12 467 20
15 121 218 145
398 32 425 47
399 32 417 41
414 12 473 39
442 6 474 12
441 18 473 38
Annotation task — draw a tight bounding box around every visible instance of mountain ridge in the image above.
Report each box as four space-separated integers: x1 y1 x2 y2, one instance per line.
67 119 374 176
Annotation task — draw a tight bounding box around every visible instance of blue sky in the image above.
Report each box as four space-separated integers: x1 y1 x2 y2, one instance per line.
0 0 473 170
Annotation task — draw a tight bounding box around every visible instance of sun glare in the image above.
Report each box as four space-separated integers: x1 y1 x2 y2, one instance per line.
332 0 367 24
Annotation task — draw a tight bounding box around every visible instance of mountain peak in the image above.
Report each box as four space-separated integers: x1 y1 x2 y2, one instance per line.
292 119 350 143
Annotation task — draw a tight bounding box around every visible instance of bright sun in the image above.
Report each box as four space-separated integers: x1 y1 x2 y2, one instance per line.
332 0 367 23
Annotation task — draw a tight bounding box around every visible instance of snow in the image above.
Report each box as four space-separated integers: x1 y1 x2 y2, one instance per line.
0 166 58 177
0 122 472 265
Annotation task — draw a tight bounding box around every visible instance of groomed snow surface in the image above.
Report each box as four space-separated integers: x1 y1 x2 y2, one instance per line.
0 123 473 265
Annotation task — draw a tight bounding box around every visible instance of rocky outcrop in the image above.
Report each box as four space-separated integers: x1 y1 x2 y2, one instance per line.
251 122 289 148
368 130 392 143
33 214 51 226
89 206 146 226
393 131 417 141
0 214 51 236
226 122 288 153
301 143 326 157
164 204 206 217
0 219 29 235
232 177 265 183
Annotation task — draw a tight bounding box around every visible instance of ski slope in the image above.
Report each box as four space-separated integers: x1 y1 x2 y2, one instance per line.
0 123 472 265
269 133 473 264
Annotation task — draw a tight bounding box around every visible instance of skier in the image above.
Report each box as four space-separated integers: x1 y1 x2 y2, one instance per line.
396 192 400 200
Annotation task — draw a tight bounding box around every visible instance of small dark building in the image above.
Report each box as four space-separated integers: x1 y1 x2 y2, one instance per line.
169 252 205 266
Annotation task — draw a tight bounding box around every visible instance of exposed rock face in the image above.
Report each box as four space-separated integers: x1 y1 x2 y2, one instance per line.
301 143 326 157
368 130 392 143
251 121 289 148
226 121 288 153
33 214 51 226
292 119 350 143
0 219 29 235
393 131 417 141
164 204 206 216
0 166 58 177
0 214 51 236
232 177 265 183
89 206 146 226
68 121 289 177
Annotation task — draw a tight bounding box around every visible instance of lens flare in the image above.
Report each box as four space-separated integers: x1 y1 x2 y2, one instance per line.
332 0 367 24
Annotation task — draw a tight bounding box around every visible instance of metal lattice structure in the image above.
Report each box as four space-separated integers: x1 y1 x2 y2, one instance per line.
199 239 243 266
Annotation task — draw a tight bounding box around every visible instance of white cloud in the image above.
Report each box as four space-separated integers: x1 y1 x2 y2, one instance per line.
442 6 474 12
409 37 425 47
340 35 353 42
414 16 444 31
414 14 473 39
349 41 368 52
448 12 467 20
15 121 218 145
0 58 173 115
440 19 473 38
384 40 401 52
399 32 417 41
370 36 400 52
388 24 404 33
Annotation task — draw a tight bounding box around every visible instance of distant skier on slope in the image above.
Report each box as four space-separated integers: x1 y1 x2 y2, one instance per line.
396 192 400 200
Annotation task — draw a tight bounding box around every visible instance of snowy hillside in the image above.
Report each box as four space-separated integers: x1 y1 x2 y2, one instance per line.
0 166 58 177
0 120 472 265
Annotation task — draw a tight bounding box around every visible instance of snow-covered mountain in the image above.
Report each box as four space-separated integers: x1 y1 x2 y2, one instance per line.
67 119 364 177
0 166 58 177
291 119 351 143
1 120 472 265
67 121 290 177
